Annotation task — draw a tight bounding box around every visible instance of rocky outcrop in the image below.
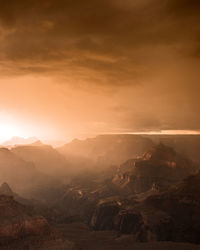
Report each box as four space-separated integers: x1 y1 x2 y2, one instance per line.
0 195 50 245
0 194 77 249
61 144 197 228
122 174 200 243
0 182 13 196
59 181 120 223
90 197 122 230
92 172 200 244
60 187 97 222
57 143 200 245
89 193 147 232
112 143 197 194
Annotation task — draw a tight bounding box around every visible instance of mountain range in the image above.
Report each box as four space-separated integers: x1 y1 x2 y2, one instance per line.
0 134 200 248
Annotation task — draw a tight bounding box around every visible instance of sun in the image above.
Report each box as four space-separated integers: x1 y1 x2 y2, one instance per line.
0 122 25 142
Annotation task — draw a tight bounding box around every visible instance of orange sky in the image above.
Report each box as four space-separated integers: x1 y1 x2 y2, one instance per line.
0 0 200 143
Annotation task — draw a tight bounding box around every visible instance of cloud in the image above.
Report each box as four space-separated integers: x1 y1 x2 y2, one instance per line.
0 0 199 86
0 0 199 134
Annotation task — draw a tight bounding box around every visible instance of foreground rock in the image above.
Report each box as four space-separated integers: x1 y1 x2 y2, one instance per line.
91 171 200 244
0 195 76 249
0 195 49 244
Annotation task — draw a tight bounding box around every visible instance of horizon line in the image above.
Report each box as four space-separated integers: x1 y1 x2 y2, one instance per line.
99 130 200 135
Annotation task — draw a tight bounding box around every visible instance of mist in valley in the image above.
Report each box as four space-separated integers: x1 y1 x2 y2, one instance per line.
0 135 200 249
0 0 200 249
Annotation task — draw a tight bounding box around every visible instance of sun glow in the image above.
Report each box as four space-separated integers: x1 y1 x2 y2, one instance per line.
0 112 29 143
0 123 26 142
0 111 64 144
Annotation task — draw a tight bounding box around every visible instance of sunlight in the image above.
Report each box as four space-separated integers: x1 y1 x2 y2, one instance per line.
0 122 25 142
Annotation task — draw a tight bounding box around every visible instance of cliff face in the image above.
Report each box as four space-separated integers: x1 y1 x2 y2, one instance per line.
59 144 197 227
89 144 200 244
91 172 200 244
58 179 120 223
112 143 197 194
123 172 200 243
90 197 122 230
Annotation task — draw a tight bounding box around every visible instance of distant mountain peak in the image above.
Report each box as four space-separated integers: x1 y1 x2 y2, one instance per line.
2 136 38 147
30 140 44 146
0 182 13 196
143 143 176 161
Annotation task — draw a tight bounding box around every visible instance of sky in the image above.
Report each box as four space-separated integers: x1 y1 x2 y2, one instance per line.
0 0 200 143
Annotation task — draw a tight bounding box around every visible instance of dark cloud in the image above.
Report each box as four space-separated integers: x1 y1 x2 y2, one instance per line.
0 0 199 134
0 0 199 85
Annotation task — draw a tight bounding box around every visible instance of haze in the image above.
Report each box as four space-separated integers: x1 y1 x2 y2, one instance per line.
1 2 200 249
0 0 200 142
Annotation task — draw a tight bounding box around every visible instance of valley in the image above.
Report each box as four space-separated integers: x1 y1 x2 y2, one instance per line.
0 135 200 249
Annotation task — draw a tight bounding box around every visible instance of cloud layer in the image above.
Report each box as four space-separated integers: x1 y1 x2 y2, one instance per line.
0 0 199 136
0 0 199 83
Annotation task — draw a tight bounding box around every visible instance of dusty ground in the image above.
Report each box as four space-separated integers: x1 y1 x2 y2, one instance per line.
55 222 200 250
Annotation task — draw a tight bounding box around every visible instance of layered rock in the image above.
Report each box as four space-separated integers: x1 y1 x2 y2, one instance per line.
60 144 197 227
58 180 120 223
90 197 122 230
91 172 200 244
112 143 197 194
